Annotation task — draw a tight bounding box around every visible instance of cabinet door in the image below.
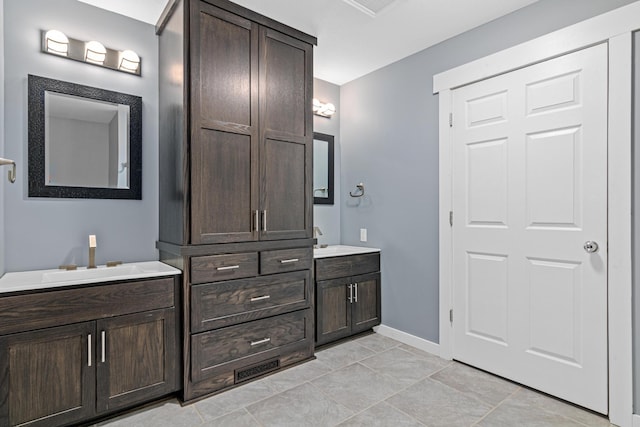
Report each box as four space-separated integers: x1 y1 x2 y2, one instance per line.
96 309 177 413
259 27 313 241
351 272 382 334
0 322 96 427
316 278 351 345
190 1 259 244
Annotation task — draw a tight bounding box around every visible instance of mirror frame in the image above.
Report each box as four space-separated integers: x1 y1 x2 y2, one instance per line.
313 132 334 205
28 74 142 199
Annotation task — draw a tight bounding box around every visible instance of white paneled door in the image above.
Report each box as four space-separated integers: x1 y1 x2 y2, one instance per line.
451 44 608 414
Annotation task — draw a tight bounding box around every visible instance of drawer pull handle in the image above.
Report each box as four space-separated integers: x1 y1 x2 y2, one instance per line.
279 258 299 264
250 337 271 346
88 333 92 367
101 331 106 363
217 265 240 271
250 295 271 302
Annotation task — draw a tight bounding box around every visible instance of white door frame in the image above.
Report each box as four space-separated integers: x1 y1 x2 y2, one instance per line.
434 3 638 426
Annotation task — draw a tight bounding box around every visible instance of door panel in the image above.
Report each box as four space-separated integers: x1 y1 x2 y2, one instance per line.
0 322 95 427
190 2 259 244
351 273 381 334
316 278 350 345
259 27 312 241
452 44 608 413
96 309 177 413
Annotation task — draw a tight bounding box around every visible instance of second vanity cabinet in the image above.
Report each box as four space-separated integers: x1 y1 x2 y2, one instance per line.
315 252 381 346
0 276 180 427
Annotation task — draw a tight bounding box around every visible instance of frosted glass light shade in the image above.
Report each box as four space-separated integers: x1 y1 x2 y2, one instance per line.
45 30 69 56
119 50 140 73
85 41 107 64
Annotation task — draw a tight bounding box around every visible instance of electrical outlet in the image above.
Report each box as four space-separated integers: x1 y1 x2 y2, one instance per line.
360 228 367 242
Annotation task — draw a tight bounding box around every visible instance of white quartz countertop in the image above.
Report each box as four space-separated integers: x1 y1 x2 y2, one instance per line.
313 245 381 259
0 261 181 294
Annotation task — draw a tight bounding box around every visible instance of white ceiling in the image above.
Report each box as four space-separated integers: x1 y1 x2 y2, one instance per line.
78 0 539 85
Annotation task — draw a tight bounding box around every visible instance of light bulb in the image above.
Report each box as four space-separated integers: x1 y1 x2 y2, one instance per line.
119 50 140 73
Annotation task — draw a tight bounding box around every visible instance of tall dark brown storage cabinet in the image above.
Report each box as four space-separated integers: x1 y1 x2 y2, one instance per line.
156 0 316 402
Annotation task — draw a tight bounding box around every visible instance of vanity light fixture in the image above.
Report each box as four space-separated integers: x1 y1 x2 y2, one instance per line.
41 30 142 76
312 98 336 118
44 30 69 56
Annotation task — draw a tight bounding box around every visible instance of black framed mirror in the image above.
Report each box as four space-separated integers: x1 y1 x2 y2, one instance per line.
28 74 142 199
313 132 334 205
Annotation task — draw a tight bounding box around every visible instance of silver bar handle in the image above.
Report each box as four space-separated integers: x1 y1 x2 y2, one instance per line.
254 210 259 232
250 295 271 302
217 265 240 271
88 333 92 367
101 331 106 363
250 337 271 346
348 284 353 303
280 258 299 264
354 283 358 303
262 210 267 232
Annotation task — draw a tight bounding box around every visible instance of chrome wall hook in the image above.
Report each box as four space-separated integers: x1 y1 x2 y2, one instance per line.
0 158 16 183
349 182 365 198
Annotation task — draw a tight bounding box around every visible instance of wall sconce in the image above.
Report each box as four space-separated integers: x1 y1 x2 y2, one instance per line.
41 30 141 76
313 98 336 118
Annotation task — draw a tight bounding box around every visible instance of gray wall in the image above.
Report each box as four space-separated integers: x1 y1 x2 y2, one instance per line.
633 29 640 414
313 78 341 246
3 0 159 271
0 0 4 275
340 0 637 342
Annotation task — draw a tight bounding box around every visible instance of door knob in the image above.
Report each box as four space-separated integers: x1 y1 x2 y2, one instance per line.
584 241 599 253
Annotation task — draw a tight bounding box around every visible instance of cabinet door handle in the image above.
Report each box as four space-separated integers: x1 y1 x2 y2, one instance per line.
250 295 271 302
216 265 240 271
250 337 271 346
348 284 353 303
354 283 358 303
262 210 267 232
88 333 92 367
279 258 299 264
101 331 106 363
254 210 260 232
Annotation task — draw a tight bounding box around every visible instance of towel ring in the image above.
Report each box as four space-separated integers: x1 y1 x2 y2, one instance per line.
349 182 365 198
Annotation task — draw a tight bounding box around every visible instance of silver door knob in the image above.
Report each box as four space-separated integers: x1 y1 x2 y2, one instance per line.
584 241 599 253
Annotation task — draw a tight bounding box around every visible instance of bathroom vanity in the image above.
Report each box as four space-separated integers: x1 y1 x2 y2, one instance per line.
156 0 316 402
0 262 180 427
314 246 381 346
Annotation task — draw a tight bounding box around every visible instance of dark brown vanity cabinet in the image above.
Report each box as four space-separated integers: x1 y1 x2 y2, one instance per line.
185 0 313 245
157 0 316 402
315 253 381 346
0 278 179 427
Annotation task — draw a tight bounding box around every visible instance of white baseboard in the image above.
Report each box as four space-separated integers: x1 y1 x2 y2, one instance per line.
374 324 442 357
632 413 640 427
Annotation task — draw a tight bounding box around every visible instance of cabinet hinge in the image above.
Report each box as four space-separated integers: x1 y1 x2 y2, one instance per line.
449 211 453 227
449 113 453 128
449 309 453 324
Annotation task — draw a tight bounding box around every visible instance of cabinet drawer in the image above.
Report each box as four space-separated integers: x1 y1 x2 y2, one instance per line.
191 309 309 382
0 278 175 335
191 271 311 332
191 252 258 284
315 252 380 281
260 247 312 275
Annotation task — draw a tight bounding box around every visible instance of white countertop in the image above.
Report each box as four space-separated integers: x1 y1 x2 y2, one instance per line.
313 245 381 259
0 261 181 294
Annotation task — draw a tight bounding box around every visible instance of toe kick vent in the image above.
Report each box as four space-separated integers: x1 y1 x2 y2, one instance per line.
235 358 280 383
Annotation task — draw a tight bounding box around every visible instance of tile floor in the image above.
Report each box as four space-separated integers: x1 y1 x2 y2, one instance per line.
95 333 613 427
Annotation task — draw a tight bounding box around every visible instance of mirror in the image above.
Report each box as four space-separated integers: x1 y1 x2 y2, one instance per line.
313 132 334 205
28 74 142 199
